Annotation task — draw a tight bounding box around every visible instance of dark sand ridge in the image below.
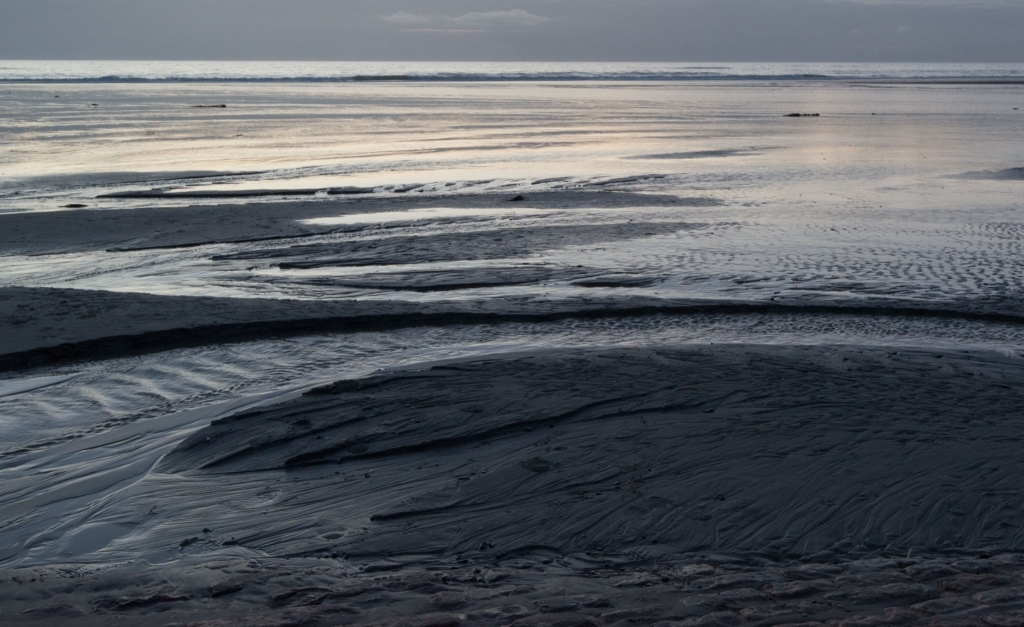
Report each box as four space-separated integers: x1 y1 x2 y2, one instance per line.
155 346 1024 559
1 170 265 190
8 286 1024 373
0 191 707 255
215 221 704 269
273 268 666 291
95 175 671 201
4 346 1024 626
954 167 1024 181
278 266 597 292
631 149 764 160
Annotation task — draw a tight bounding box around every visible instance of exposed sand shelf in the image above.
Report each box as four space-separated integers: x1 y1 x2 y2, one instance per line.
4 346 1024 625
8 286 1024 373
0 374 79 399
93 174 674 200
7 190 1024 310
0 170 263 190
278 266 590 292
954 167 1024 181
632 148 765 160
216 221 706 269
98 186 379 199
9 310 1024 471
0 192 692 255
149 347 1024 559
571 274 667 288
3 76 1024 625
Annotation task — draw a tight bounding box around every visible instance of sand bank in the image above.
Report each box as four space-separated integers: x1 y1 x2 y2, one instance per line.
3 345 1024 625
0 192 694 255
7 285 1024 373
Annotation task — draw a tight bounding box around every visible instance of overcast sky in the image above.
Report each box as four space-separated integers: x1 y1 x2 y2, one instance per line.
1 0 1022 62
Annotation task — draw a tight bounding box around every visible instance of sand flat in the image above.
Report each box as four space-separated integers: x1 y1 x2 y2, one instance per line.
3 73 1024 625
2 346 1024 625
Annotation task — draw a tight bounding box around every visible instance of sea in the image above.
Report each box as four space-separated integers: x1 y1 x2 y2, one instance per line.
3 60 1024 83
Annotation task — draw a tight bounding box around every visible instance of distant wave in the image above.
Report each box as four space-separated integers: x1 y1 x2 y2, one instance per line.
9 73 1024 84
0 73 850 83
2 61 1022 83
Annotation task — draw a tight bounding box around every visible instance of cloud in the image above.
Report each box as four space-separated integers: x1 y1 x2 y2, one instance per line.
451 10 550 28
379 12 431 26
381 9 549 30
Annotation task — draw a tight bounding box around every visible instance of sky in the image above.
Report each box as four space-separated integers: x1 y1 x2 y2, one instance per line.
1 0 1022 62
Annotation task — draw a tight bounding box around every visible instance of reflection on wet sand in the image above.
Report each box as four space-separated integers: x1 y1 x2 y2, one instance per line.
2 77 1024 625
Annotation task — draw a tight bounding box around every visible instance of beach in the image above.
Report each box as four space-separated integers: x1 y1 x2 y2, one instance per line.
1 62 1024 625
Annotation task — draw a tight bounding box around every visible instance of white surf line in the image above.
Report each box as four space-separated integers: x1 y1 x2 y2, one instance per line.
0 374 79 399
0 383 316 566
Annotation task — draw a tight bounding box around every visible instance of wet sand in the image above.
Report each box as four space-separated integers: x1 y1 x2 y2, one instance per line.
4 188 1024 372
3 346 1024 625
2 78 1024 625
3 192 1024 627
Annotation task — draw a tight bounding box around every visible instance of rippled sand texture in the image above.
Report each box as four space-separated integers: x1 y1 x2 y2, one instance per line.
1 79 1023 625
6 553 1024 626
146 347 1024 560
5 347 1024 626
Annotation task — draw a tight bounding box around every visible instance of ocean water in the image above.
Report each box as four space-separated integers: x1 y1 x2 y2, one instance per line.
3 60 1024 83
2 65 1022 329
1 71 1021 302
